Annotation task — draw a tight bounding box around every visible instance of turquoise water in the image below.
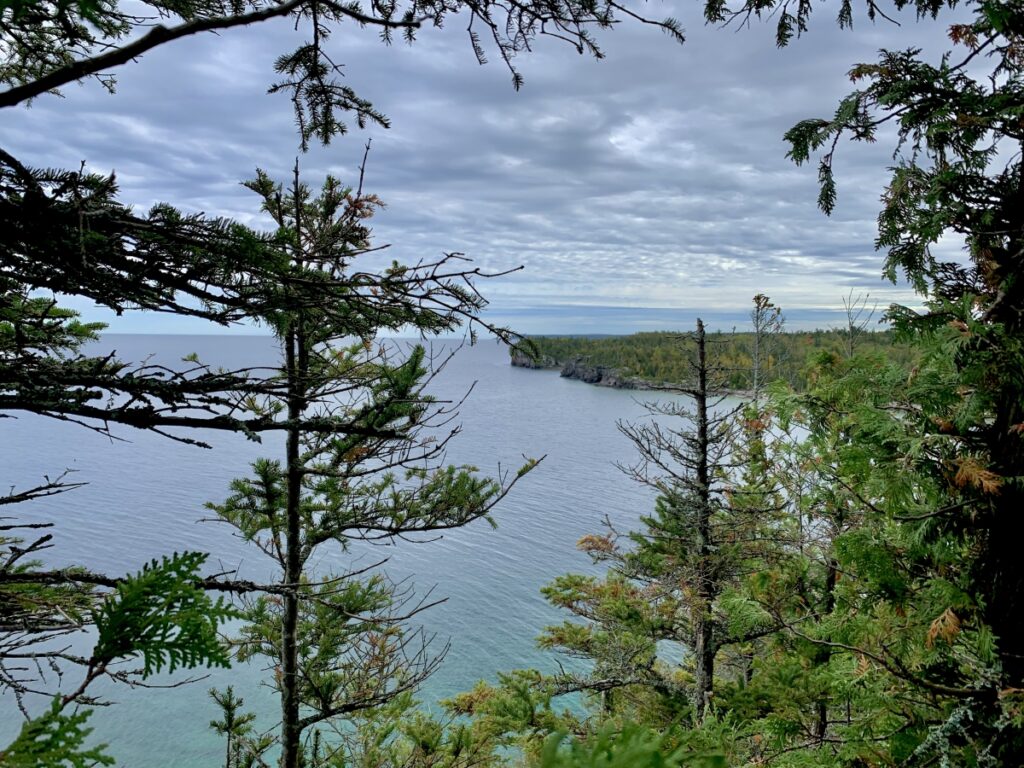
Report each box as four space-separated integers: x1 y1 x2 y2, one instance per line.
1 335 686 766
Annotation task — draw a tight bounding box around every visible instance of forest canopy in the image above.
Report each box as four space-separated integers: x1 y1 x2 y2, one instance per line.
3 0 1024 766
515 323 918 391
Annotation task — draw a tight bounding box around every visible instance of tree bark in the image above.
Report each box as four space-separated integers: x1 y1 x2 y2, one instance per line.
281 323 304 768
813 557 838 743
692 318 715 721
980 198 1024 689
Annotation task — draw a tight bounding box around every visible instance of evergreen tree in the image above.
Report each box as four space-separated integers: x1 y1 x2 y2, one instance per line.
722 333 1013 765
749 294 784 400
205 168 537 767
540 319 781 725
1 0 684 757
739 0 1024 758
209 686 270 768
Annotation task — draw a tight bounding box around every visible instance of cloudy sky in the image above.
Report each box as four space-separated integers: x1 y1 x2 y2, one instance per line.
3 1 965 334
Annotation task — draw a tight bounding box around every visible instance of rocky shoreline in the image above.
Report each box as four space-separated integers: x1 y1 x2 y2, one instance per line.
510 351 655 390
509 351 755 398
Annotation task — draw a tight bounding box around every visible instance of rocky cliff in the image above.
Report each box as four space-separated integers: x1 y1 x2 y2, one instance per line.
558 358 643 389
509 350 559 369
511 351 647 389
511 352 750 396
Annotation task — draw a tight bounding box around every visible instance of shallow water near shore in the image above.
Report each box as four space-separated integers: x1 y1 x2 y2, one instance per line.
1 334 694 767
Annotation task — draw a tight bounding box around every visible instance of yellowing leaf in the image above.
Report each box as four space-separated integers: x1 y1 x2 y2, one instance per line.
954 457 1003 495
577 534 614 554
927 608 961 648
855 654 871 677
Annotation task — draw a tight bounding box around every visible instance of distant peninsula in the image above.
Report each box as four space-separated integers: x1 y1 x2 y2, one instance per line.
510 329 916 392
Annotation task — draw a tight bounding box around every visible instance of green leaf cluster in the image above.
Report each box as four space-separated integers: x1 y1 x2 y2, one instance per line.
0 699 113 767
92 551 239 676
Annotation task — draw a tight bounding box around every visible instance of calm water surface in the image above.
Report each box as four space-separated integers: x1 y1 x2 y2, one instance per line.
1 335 688 766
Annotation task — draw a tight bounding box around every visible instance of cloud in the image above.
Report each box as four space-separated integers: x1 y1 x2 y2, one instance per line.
1 1 966 334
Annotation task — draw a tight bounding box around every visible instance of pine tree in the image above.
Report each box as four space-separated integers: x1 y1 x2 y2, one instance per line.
205 168 537 767
209 686 264 768
540 319 782 726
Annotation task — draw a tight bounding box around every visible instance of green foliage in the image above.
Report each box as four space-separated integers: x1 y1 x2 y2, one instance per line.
10 0 1024 765
518 328 916 391
203 170 537 767
493 276 1024 765
539 725 724 768
209 686 256 740
208 687 268 768
0 699 113 767
524 320 787 751
0 281 104 355
92 551 238 676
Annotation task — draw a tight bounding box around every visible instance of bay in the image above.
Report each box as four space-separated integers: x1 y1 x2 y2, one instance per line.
1 334 687 766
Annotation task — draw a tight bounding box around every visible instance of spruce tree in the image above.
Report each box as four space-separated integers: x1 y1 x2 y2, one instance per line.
205 168 537 767
540 318 781 725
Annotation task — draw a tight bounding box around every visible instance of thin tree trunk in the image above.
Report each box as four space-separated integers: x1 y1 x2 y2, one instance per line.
281 169 310 768
751 318 761 398
693 318 715 721
281 324 303 768
813 557 838 743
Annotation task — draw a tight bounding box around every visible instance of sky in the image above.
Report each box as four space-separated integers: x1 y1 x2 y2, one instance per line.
3 1 966 334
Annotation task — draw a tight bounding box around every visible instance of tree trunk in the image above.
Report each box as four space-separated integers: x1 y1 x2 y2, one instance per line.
281 325 304 768
968 177 1024 693
813 557 838 743
981 219 1024 689
693 611 715 720
692 318 715 721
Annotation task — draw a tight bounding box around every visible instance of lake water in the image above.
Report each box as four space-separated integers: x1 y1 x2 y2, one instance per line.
1 335 688 766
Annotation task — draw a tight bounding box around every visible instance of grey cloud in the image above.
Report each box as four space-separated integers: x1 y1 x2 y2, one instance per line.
1 1 966 333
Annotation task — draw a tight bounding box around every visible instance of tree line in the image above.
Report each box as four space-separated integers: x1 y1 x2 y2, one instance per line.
516 307 919 391
2 0 1023 766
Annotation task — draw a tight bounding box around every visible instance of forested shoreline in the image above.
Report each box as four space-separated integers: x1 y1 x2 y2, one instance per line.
4 0 1024 766
511 322 918 392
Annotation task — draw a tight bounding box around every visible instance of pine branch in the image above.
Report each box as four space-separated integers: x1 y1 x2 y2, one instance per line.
0 0 422 109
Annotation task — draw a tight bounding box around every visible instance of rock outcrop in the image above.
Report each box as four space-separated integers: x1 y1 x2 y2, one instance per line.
510 350 558 369
559 358 640 389
512 353 747 396
511 352 655 390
